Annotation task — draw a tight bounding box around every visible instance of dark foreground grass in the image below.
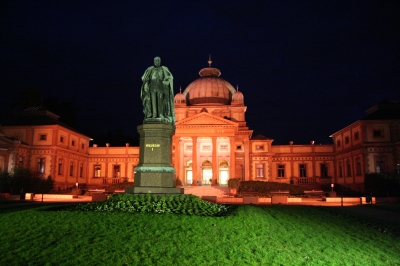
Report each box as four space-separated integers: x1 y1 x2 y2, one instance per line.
1 204 400 266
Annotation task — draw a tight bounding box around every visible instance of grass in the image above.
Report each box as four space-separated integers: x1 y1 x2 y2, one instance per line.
1 203 400 265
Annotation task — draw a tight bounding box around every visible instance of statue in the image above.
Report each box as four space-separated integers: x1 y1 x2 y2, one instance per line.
141 57 175 124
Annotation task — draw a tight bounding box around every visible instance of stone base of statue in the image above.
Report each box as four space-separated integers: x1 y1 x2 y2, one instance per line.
126 123 183 195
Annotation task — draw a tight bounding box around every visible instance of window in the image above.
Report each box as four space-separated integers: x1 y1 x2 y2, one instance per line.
37 158 45 174
356 158 362 176
299 164 307 177
345 136 349 144
70 162 74 176
202 145 211 151
60 136 64 143
94 165 101 178
375 156 385 173
373 130 382 138
278 165 285 178
320 164 328 177
256 145 264 150
80 164 83 178
336 140 341 147
71 140 75 146
113 165 121 178
39 134 47 141
220 145 228 151
58 159 63 175
236 145 242 150
19 157 24 168
185 145 192 151
346 160 351 177
256 164 264 178
338 163 343 177
81 144 84 149
354 132 359 141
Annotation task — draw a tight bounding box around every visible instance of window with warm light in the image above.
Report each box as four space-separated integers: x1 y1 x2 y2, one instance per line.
256 163 264 178
94 165 101 178
37 158 45 174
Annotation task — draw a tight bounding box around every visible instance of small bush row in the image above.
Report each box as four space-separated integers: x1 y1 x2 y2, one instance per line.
237 181 306 197
70 194 229 216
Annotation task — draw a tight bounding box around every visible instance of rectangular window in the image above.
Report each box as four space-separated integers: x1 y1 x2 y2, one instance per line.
94 165 101 178
60 136 64 143
356 158 362 176
336 140 341 147
220 145 228 151
71 140 75 146
256 164 264 178
19 157 24 168
375 156 385 173
81 144 84 149
37 158 45 174
345 136 349 144
320 164 328 177
339 163 343 177
58 159 63 175
346 160 351 177
256 145 264 150
299 164 307 177
277 165 285 178
113 165 121 178
80 163 83 178
70 162 74 176
202 145 211 151
39 134 47 141
236 145 242 150
354 132 359 141
373 130 382 137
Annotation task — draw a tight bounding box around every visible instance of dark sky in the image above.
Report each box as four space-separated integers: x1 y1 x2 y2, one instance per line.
1 1 399 144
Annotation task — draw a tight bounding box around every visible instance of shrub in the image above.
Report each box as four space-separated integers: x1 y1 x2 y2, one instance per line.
70 194 229 216
227 178 240 189
175 178 183 186
365 173 400 197
0 168 53 194
238 181 305 197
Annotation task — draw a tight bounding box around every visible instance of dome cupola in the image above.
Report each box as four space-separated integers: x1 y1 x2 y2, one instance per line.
183 56 236 106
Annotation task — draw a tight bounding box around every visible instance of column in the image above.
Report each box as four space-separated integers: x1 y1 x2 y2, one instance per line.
244 138 250 180
191 136 198 186
179 140 184 184
173 136 180 182
230 137 236 180
212 137 217 186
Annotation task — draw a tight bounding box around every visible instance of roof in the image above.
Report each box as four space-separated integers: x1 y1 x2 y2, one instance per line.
362 99 400 120
251 134 273 140
1 106 91 138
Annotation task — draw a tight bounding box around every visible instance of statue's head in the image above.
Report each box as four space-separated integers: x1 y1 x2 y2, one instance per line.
154 57 161 67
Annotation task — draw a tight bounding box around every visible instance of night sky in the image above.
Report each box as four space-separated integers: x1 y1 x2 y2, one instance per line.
1 1 399 145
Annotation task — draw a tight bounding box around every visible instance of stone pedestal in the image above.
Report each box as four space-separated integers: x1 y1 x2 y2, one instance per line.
129 123 183 195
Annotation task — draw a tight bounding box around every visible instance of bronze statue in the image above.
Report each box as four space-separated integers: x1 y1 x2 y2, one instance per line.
141 57 175 124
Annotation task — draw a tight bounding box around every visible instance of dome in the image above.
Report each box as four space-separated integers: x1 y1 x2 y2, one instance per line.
231 86 244 105
183 66 236 105
174 87 186 104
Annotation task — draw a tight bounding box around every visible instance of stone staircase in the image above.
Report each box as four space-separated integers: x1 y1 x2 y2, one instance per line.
183 186 229 197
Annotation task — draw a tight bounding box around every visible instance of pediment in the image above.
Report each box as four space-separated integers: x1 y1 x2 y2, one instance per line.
175 112 238 126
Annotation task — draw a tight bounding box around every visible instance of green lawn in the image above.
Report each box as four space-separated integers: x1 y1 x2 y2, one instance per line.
1 203 399 266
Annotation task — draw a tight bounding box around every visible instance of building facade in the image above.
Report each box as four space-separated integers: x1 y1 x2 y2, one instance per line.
1 66 399 191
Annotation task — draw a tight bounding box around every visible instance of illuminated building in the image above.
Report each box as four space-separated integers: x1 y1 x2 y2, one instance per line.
1 64 399 192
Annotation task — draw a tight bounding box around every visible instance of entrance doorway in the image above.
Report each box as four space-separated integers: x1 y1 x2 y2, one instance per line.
202 160 212 185
219 160 229 185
